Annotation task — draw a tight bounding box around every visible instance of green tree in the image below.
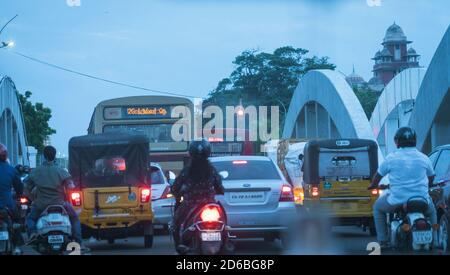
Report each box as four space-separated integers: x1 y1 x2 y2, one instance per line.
353 87 381 119
17 91 56 152
205 46 335 133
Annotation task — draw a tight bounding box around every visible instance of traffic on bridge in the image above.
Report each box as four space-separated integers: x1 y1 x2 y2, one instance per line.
1 1 450 259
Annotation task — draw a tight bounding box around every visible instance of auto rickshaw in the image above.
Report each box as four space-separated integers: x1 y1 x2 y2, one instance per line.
302 139 379 235
68 133 154 247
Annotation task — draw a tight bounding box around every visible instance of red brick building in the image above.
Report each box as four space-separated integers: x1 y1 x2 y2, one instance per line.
369 23 420 91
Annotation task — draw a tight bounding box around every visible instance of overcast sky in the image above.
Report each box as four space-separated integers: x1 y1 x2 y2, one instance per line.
0 0 449 154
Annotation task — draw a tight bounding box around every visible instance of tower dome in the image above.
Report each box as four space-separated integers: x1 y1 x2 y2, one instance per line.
383 23 410 44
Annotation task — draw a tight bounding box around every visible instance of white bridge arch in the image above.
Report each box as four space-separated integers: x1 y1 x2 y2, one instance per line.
409 25 450 153
282 70 374 141
0 76 29 165
369 68 426 156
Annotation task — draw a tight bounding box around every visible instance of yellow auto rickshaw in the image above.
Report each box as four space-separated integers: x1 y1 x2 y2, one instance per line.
302 139 379 235
68 133 154 247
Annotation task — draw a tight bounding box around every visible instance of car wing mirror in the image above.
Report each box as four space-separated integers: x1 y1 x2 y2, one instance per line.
167 171 176 185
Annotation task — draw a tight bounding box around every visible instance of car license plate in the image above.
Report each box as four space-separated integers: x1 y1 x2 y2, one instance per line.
0 231 9 241
48 235 64 244
229 192 265 203
201 232 222 242
413 230 432 244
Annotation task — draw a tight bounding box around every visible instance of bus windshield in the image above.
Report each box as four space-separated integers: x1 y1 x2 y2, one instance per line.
103 124 188 152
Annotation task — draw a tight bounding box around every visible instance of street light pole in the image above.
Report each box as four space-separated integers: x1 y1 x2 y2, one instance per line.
0 14 18 49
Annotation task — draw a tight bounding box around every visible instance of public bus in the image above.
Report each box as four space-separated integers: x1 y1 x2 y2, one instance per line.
88 96 194 174
204 128 256 157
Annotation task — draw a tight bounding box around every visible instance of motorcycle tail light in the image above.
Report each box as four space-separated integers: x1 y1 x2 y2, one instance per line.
70 192 82 207
280 185 294 202
371 189 379 196
311 186 320 198
141 188 151 203
200 206 221 222
401 223 411 232
415 219 428 230
20 197 28 204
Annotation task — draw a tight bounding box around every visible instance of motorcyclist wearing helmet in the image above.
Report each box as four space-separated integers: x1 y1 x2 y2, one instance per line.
171 139 225 252
369 127 438 248
0 143 25 254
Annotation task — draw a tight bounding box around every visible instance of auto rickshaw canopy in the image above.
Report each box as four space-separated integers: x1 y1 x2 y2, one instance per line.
303 139 378 186
69 133 149 188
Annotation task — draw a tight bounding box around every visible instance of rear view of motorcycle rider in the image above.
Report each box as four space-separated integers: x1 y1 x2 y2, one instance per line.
369 127 438 248
171 139 225 253
25 146 86 250
0 143 24 254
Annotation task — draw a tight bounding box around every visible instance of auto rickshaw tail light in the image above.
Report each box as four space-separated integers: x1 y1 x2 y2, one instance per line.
71 192 82 206
141 188 151 203
280 185 294 202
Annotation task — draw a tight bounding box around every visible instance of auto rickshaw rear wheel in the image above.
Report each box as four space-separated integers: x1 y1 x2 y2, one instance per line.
369 226 377 236
144 235 154 248
144 222 154 248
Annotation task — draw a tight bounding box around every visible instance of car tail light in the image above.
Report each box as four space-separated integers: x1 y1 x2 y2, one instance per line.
160 186 173 199
311 186 320 198
371 189 379 196
141 188 151 203
415 219 428 230
70 192 82 206
232 160 248 165
20 197 28 204
200 206 221 222
280 184 294 202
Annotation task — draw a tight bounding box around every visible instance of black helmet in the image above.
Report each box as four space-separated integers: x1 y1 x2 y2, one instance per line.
15 164 25 174
189 139 211 160
394 127 417 148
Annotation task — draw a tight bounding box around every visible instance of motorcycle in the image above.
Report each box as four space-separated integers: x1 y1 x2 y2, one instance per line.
31 205 73 255
0 208 14 255
171 199 232 255
379 185 435 251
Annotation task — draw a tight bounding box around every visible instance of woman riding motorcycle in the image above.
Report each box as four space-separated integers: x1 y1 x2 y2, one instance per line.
171 139 225 253
368 127 438 248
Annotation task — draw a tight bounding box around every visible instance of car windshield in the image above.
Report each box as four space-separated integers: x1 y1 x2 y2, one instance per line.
149 166 166 185
211 160 281 180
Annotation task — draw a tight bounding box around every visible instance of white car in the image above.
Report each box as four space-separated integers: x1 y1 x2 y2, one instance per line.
149 163 175 231
209 156 297 246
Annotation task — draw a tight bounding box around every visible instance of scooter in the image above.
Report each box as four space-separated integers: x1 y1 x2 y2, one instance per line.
31 205 73 255
171 199 233 255
379 185 435 251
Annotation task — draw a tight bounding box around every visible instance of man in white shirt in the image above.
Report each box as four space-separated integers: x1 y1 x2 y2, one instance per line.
368 127 437 247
